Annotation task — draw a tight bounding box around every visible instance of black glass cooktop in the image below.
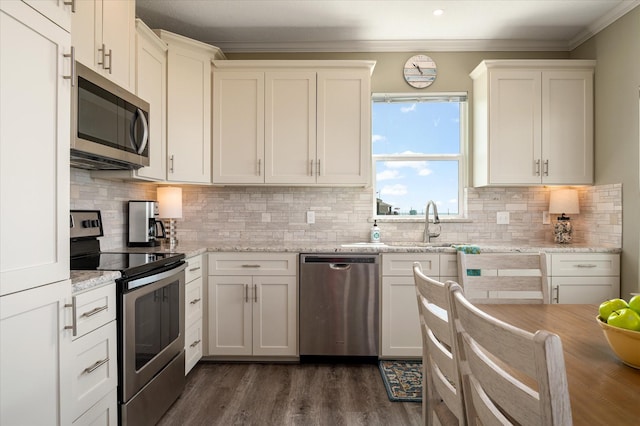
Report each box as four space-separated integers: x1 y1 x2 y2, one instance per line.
71 251 185 278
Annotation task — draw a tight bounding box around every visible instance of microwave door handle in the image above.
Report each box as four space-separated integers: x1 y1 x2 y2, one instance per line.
130 108 149 155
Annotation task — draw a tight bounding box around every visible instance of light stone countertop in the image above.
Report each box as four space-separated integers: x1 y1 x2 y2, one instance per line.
70 241 621 294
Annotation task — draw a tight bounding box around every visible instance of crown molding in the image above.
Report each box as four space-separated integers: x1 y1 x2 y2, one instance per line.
569 1 639 49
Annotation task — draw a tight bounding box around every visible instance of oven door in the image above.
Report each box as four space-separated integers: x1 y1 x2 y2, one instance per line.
120 262 186 402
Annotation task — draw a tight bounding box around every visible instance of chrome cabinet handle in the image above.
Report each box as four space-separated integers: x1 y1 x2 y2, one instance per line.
310 159 314 176
63 46 75 86
64 296 77 336
317 159 321 176
257 158 262 176
190 339 201 348
98 43 107 68
189 266 201 272
535 159 541 176
554 286 560 303
543 159 549 176
104 48 113 73
575 264 598 268
169 155 175 173
189 298 201 305
241 264 261 268
245 284 249 303
83 357 109 374
80 305 108 318
63 0 76 13
254 284 258 303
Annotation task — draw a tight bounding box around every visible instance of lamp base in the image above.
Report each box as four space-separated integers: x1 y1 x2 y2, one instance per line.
553 219 573 244
164 218 178 249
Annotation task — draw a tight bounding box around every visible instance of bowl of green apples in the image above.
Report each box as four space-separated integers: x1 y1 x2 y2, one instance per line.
597 295 640 369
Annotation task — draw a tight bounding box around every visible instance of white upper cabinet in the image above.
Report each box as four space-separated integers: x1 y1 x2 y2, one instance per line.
470 60 595 186
212 60 375 186
71 0 135 91
23 0 72 30
1 0 70 295
158 30 225 184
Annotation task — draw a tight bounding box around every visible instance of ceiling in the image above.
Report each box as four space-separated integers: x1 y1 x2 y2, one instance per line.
135 0 639 53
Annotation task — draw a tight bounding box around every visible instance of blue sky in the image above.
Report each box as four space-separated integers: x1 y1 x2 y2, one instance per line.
372 101 461 215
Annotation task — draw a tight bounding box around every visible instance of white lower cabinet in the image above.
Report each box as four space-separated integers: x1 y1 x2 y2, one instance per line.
381 253 457 358
70 283 117 425
185 255 204 374
0 280 73 426
549 253 620 303
208 253 297 357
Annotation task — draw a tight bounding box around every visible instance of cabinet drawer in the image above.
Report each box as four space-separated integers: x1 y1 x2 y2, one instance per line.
73 283 116 340
72 388 117 426
185 276 203 326
185 320 203 375
71 322 117 421
185 255 203 283
550 253 620 277
382 253 439 277
208 253 297 276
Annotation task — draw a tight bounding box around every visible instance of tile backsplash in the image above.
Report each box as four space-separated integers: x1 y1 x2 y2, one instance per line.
71 168 622 248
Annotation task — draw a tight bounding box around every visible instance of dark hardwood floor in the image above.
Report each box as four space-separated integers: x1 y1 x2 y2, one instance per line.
158 361 421 426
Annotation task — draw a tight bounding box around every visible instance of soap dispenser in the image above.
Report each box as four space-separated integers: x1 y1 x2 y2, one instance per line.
370 220 381 243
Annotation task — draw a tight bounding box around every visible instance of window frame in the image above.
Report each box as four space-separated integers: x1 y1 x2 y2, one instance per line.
371 92 468 221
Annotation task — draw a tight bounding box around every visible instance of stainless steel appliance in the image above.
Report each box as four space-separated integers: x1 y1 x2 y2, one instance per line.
128 201 166 247
299 254 380 357
71 61 150 170
70 210 186 426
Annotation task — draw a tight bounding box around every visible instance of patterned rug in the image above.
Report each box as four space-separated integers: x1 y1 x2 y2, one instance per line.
378 360 422 402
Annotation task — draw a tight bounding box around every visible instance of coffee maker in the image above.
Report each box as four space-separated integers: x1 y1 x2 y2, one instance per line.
128 200 166 247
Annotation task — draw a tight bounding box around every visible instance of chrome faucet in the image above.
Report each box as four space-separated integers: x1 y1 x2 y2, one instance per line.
424 200 441 242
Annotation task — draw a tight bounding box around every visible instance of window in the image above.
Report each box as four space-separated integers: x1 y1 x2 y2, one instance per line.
372 93 467 218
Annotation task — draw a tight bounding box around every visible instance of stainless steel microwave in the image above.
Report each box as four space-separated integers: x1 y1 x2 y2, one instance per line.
70 62 150 170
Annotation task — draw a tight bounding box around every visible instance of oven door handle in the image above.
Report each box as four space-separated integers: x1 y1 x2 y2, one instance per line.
127 263 187 291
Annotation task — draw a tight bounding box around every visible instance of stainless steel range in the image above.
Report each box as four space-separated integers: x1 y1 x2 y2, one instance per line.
70 210 186 426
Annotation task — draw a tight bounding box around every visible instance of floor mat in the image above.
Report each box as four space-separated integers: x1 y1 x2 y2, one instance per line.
378 360 422 402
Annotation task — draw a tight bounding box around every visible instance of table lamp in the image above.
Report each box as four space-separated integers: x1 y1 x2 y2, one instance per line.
157 186 182 248
549 189 580 243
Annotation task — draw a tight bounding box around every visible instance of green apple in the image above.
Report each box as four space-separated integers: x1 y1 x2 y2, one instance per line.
628 295 640 315
599 298 628 321
607 308 640 331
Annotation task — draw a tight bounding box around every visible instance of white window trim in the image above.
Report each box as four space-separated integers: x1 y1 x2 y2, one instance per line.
371 93 468 221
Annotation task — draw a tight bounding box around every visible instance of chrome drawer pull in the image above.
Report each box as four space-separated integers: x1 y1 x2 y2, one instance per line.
575 264 597 268
190 339 201 348
64 296 77 336
189 298 201 305
83 357 109 374
189 266 201 272
241 264 261 268
80 305 108 318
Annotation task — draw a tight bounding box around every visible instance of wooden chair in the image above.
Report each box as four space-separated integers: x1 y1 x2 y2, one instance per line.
446 281 572 425
456 252 550 304
413 263 465 426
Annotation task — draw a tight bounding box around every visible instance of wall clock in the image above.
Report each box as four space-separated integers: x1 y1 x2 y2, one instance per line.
403 55 437 88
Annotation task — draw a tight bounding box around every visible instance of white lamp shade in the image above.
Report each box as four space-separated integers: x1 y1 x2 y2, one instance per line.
157 186 183 218
549 189 580 215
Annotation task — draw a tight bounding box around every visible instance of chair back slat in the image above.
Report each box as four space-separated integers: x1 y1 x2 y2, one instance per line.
413 263 465 425
447 282 573 426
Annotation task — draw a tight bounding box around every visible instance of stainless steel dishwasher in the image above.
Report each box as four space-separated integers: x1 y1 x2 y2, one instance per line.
299 253 379 357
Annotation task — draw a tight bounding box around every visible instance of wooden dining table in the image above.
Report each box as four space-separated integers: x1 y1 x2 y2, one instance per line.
477 304 640 425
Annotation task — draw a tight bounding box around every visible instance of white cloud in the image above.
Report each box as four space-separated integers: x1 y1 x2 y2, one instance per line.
380 184 408 196
376 170 401 181
433 117 440 127
400 104 417 113
418 168 433 176
372 134 386 143
448 198 458 204
384 159 433 177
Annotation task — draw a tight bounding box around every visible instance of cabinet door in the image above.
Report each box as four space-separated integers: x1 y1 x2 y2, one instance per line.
487 70 542 185
208 276 252 356
70 0 96 69
265 71 317 184
552 277 619 304
134 21 167 181
252 276 297 356
381 276 422 358
0 280 73 426
185 277 203 327
100 0 134 91
542 70 594 185
166 43 212 183
317 69 371 185
212 71 265 184
1 1 70 295
23 0 71 30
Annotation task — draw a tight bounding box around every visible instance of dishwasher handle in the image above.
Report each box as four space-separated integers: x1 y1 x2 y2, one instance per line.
329 263 351 270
